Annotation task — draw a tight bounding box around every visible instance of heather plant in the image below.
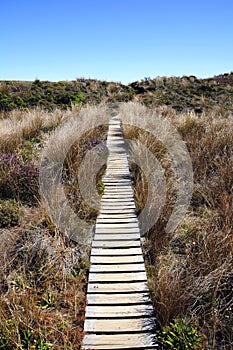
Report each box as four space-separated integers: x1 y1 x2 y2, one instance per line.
0 153 39 204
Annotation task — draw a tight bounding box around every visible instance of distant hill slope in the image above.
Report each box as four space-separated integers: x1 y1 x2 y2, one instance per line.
0 72 233 113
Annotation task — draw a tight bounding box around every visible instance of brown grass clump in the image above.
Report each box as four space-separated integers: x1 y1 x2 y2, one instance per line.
0 226 89 349
0 107 70 153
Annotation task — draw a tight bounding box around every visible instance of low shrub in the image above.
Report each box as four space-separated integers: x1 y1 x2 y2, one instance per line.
159 318 202 349
0 199 20 228
0 153 39 205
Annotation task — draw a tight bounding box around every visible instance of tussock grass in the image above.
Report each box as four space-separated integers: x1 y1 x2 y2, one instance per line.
0 107 70 153
120 104 233 349
0 226 89 349
0 104 110 348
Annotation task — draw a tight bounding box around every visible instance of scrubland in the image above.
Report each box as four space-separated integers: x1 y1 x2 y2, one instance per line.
0 83 232 349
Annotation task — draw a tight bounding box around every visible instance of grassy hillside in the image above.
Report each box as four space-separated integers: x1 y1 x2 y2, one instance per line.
0 75 232 349
0 72 233 113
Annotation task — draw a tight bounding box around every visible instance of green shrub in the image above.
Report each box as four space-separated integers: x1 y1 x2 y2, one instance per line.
0 321 52 350
0 199 20 228
159 319 202 349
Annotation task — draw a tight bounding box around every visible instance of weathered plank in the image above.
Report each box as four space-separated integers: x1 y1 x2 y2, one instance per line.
97 212 136 217
88 271 148 283
89 263 145 273
90 255 144 263
100 208 136 214
85 304 154 318
82 333 158 349
96 217 138 223
87 292 151 305
95 227 140 234
92 240 141 248
91 247 143 256
96 222 139 228
87 281 150 293
101 198 135 202
100 204 136 210
102 195 134 199
103 178 132 183
103 191 133 194
84 317 156 333
94 234 140 241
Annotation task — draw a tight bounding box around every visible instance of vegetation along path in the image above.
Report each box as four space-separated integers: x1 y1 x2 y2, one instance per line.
82 116 158 349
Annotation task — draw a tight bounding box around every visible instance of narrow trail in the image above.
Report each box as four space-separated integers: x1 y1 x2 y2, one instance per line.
82 116 158 349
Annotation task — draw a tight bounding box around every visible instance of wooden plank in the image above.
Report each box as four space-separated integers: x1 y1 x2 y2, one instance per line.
82 333 158 349
92 240 141 248
93 234 140 241
103 190 133 193
88 271 147 282
87 292 151 305
87 281 149 293
101 197 134 202
100 204 136 209
96 220 138 224
103 182 132 186
95 226 140 232
103 186 133 189
84 317 155 333
106 168 129 171
105 173 129 176
96 228 140 234
95 227 140 234
91 247 143 256
98 212 136 216
96 218 138 223
96 222 139 228
100 208 136 213
103 189 133 192
106 161 128 164
100 207 135 211
90 255 144 263
105 173 130 179
89 263 145 273
103 178 131 183
101 198 134 202
104 175 131 179
103 188 133 191
103 183 132 186
85 304 154 318
97 209 137 220
102 195 134 199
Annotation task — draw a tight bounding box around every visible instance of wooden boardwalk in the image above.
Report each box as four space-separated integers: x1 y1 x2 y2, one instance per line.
82 116 158 349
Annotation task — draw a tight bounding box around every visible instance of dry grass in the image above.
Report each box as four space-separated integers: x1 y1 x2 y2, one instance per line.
0 224 89 349
0 105 108 349
0 107 71 153
120 103 233 349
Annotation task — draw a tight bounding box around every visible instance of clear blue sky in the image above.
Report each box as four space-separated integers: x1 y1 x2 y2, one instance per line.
1 0 232 84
